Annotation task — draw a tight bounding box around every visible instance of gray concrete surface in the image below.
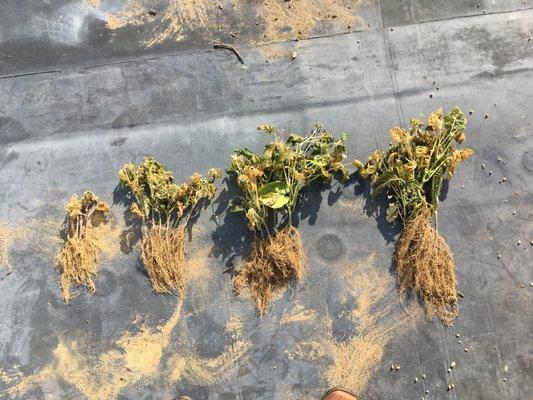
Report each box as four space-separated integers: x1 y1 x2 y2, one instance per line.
0 1 532 399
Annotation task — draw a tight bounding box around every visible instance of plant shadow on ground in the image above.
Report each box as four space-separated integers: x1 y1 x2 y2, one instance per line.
113 184 146 279
210 175 346 274
209 176 252 274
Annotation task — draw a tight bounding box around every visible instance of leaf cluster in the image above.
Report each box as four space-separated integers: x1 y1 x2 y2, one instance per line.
353 107 473 223
119 157 221 227
65 191 110 239
229 124 350 232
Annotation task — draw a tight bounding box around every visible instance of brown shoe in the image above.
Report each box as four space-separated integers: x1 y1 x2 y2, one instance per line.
321 388 358 400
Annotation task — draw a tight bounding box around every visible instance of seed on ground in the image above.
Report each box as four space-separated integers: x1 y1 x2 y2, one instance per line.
455 333 460 338
395 365 401 370
450 361 456 368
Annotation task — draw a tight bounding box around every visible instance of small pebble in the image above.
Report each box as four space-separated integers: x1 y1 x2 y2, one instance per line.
502 177 507 182
489 170 493 175
464 348 469 352
436 384 439 388
450 361 456 368
447 368 452 373
512 210 516 215
430 93 433 98
390 364 395 371
517 240 522 245
415 377 419 383
455 333 460 338
485 114 489 119
458 340 462 344
422 374 426 379
519 284 524 289
291 51 297 60
504 365 509 372
469 110 473 115
497 254 501 259
395 365 401 371
530 241 533 246
425 390 430 395
448 383 455 391
481 163 485 169
503 378 507 382
504 199 508 203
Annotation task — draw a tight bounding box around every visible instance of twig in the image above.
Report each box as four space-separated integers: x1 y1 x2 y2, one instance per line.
213 43 244 64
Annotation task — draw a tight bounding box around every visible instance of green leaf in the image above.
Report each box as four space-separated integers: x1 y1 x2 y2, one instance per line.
287 134 304 144
371 171 398 196
258 181 290 209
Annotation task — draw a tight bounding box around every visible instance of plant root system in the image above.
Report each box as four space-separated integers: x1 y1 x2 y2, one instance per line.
57 230 100 303
234 226 304 313
141 225 186 295
395 209 458 325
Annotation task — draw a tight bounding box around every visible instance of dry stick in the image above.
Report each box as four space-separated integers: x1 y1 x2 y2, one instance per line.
213 43 245 64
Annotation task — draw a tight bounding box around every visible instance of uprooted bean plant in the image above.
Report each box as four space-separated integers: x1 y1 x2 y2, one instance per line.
353 107 474 324
229 124 350 313
119 157 220 295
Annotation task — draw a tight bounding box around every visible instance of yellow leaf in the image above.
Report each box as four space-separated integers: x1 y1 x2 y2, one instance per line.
390 127 407 142
427 107 443 130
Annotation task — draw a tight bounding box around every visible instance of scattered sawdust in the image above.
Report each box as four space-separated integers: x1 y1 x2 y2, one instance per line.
396 210 458 325
3 300 184 399
225 315 244 339
86 0 100 8
168 338 250 386
338 198 365 213
259 0 368 43
281 304 317 324
259 43 293 60
104 0 369 48
290 253 421 394
105 0 149 30
0 223 24 271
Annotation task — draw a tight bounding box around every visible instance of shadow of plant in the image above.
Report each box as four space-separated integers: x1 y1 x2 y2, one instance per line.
210 176 253 273
113 184 142 255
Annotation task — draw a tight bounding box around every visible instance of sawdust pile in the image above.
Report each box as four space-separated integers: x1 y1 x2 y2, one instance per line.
102 0 368 48
289 254 420 394
141 225 186 295
234 226 304 314
395 210 458 325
